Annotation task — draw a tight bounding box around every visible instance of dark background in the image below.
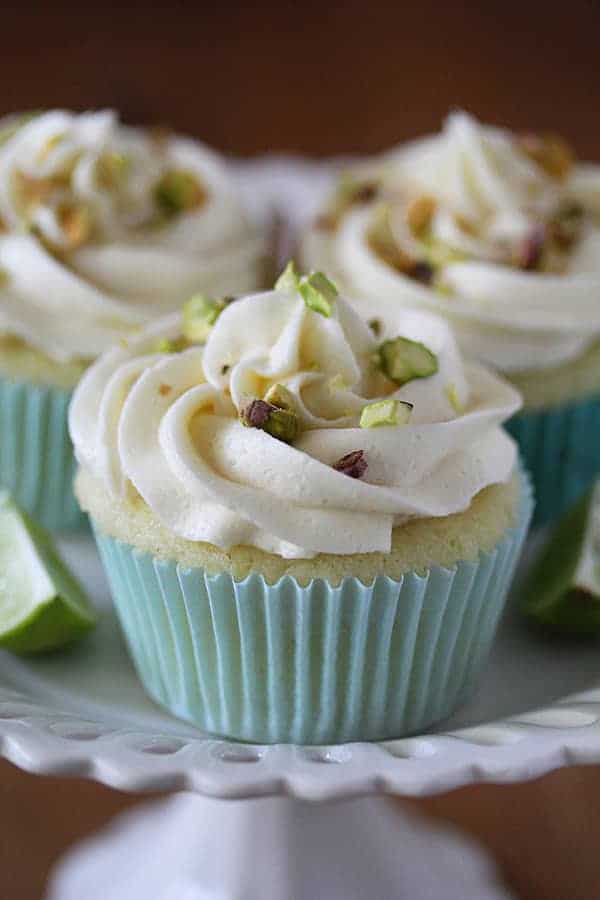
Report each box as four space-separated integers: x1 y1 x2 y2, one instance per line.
1 2 600 898
3 1 600 158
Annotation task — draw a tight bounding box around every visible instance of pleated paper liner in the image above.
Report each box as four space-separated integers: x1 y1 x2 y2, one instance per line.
0 377 85 531
507 394 600 528
92 468 533 745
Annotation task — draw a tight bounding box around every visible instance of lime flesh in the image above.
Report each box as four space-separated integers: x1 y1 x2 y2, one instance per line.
0 492 96 654
523 482 600 635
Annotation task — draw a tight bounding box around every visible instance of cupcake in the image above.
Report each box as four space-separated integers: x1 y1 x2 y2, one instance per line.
0 109 270 528
69 264 531 744
303 112 600 525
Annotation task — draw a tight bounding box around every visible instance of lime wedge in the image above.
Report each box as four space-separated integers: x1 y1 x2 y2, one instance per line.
523 481 600 635
0 492 96 654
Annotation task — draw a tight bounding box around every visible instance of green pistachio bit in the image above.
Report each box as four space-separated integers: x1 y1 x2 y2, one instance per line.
263 383 296 411
446 383 464 414
360 399 413 428
241 399 298 443
275 260 301 293
298 271 338 317
155 169 204 215
368 318 382 337
263 407 298 443
152 336 187 353
377 337 438 386
275 262 338 317
98 151 130 187
182 293 227 343
327 374 347 393
434 277 454 297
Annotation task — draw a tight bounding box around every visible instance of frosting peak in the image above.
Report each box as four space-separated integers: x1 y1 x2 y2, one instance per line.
304 112 600 374
70 281 520 559
0 110 267 363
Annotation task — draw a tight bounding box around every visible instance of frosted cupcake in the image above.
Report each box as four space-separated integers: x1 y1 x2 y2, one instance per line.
0 109 269 528
303 112 600 525
70 264 531 744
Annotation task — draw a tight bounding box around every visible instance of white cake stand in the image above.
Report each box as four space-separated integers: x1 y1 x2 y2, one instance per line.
0 531 596 898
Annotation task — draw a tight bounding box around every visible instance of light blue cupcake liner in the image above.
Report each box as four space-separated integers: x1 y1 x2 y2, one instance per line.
507 394 600 528
91 468 532 745
0 376 85 531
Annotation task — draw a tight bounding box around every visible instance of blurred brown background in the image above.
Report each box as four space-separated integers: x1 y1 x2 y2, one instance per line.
3 1 600 158
1 1 600 897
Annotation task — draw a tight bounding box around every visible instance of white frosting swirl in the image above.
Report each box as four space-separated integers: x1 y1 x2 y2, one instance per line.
304 112 600 373
69 287 520 559
0 110 268 363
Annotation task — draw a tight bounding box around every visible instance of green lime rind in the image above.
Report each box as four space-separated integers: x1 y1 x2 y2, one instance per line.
522 488 600 635
0 593 96 654
0 492 97 655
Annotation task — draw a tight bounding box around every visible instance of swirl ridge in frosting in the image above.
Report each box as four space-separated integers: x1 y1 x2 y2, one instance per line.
0 110 268 363
304 111 600 374
70 276 521 559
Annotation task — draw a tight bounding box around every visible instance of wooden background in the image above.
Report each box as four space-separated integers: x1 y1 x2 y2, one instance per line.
1 1 600 897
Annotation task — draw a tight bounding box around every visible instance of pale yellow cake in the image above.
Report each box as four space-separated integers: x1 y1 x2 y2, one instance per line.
0 336 88 391
509 338 600 411
76 466 521 587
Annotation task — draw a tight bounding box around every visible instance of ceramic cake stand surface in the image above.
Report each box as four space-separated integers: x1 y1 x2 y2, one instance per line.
0 532 594 899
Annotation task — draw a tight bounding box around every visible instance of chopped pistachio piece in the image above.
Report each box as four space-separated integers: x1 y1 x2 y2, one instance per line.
17 172 54 211
333 449 368 479
242 399 272 428
275 262 338 317
59 205 93 250
319 175 380 229
98 151 130 188
155 169 205 215
407 195 436 235
338 173 379 207
263 407 298 442
182 294 229 343
368 318 382 337
433 278 454 297
549 202 584 249
409 260 435 285
519 132 574 181
151 336 188 354
360 399 413 428
516 224 547 270
368 204 414 273
446 383 464 414
275 260 301 293
376 336 438 386
298 271 337 317
37 133 63 163
241 399 298 443
263 383 296 411
327 373 348 393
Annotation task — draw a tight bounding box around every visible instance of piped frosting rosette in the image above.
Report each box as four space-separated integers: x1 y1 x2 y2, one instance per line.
70 265 521 559
304 112 600 373
0 110 268 363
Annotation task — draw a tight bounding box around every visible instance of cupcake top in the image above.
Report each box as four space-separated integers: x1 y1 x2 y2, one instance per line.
0 110 267 363
303 111 600 373
70 265 520 559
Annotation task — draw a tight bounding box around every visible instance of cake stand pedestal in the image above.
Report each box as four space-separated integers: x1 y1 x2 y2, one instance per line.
0 532 599 898
48 793 514 900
